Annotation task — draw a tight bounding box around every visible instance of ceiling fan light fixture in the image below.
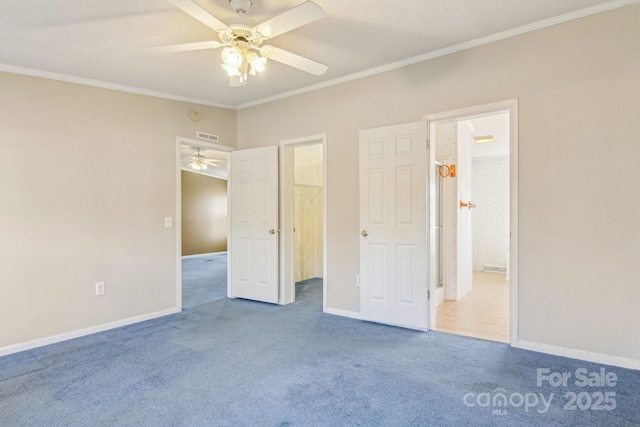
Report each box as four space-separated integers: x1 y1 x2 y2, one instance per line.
246 51 266 75
161 0 328 87
191 159 208 171
221 47 243 68
221 63 241 76
474 135 495 144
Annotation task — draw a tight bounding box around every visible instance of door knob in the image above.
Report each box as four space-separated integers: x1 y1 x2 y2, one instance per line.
361 230 368 237
269 229 276 235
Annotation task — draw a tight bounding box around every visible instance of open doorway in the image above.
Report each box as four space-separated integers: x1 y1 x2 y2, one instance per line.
280 135 327 309
292 144 324 304
428 106 515 343
176 138 233 310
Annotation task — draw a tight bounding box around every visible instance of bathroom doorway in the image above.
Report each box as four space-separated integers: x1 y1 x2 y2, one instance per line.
428 106 515 343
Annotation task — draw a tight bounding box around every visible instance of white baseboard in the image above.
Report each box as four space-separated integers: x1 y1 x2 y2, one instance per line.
512 339 640 371
6 306 637 373
324 307 362 320
0 307 181 358
181 251 227 259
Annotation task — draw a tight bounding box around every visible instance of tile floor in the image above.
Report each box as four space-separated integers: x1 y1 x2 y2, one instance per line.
434 272 509 343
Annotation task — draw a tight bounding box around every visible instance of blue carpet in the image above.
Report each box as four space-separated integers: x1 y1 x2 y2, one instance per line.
182 252 228 309
1 278 639 426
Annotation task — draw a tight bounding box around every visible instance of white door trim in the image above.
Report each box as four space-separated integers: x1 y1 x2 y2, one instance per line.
175 136 235 311
279 134 327 307
423 99 519 344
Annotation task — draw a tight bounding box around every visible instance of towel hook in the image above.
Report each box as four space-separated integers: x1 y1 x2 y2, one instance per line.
439 164 456 178
459 201 477 210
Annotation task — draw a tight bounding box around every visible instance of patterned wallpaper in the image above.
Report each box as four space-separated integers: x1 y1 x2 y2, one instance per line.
435 123 457 163
456 122 473 298
435 123 509 293
472 156 510 271
434 122 473 300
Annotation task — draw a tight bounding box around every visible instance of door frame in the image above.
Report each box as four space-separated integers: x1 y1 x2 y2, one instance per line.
175 136 235 310
279 134 327 307
424 99 519 344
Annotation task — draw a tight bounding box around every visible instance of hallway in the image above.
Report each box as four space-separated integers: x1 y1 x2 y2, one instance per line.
182 252 227 308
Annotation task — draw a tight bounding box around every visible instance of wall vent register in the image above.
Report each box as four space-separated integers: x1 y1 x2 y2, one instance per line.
196 132 220 143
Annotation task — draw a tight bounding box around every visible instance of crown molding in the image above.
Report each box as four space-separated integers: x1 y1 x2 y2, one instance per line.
0 63 237 110
236 0 639 110
0 0 636 111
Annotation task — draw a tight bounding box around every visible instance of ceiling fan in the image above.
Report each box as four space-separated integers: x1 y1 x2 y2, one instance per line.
147 0 328 86
183 148 225 171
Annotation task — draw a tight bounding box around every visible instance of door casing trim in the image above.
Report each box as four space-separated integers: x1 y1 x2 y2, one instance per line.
423 99 519 344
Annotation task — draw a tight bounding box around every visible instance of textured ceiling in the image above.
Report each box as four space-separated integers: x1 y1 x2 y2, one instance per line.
0 0 620 108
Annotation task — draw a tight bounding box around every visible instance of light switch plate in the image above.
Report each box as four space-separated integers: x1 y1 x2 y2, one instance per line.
95 282 106 296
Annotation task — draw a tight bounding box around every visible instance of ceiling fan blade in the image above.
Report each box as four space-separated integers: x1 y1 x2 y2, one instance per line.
183 154 223 163
144 40 223 54
202 159 224 165
255 1 324 39
262 45 327 76
167 0 229 32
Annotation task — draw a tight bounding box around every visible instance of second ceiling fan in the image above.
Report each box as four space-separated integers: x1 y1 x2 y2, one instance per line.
149 0 328 86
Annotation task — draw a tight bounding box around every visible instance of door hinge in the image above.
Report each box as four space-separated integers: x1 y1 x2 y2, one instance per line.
428 290 431 300
426 139 430 150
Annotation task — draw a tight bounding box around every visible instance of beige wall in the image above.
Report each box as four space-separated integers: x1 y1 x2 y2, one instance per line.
181 171 228 256
237 6 640 361
1 4 638 365
0 72 236 349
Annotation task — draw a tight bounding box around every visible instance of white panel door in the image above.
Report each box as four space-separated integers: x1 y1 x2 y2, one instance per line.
229 146 279 303
359 121 429 329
